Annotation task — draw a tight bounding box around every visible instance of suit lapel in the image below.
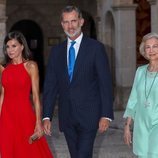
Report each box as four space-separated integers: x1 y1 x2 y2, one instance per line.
61 40 70 84
72 36 87 80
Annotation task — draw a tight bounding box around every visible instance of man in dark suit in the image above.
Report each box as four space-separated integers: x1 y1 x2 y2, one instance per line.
43 5 114 158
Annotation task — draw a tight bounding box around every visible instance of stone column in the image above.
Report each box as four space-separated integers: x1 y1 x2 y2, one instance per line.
0 0 7 62
147 0 158 33
112 3 137 109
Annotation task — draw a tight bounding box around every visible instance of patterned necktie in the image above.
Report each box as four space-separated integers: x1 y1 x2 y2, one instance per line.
68 41 76 81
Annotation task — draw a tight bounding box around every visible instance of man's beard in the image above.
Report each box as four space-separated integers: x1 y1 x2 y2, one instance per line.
64 27 81 38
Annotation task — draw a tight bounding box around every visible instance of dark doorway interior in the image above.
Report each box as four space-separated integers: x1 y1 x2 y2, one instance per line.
82 11 97 39
134 0 151 66
10 20 44 91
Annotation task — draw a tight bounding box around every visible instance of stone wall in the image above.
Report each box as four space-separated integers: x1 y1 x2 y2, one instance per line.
1 0 158 109
97 0 138 109
6 0 97 64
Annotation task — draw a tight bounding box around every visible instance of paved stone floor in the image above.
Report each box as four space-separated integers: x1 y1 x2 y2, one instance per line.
46 111 136 158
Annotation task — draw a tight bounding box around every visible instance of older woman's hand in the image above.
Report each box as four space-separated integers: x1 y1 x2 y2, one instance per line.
124 124 132 147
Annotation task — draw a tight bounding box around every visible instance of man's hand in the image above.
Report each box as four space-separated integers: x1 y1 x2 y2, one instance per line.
98 118 110 133
43 119 52 136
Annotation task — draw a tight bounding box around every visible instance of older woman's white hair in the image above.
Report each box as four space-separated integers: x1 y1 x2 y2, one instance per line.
139 32 158 59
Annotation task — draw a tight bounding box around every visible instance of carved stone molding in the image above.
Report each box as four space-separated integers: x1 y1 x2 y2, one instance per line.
0 17 7 22
112 4 137 11
147 0 157 5
113 0 133 5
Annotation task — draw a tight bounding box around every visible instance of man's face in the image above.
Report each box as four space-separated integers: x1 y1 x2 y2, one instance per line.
61 10 84 40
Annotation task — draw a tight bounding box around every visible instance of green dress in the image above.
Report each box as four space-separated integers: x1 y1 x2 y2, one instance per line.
124 64 158 157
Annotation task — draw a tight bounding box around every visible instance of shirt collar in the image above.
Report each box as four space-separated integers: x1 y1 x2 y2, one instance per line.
68 32 83 45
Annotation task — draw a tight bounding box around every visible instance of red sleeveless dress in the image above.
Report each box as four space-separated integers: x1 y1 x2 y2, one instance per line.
0 63 53 158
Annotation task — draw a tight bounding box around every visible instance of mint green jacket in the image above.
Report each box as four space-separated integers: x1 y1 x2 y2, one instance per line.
124 64 158 156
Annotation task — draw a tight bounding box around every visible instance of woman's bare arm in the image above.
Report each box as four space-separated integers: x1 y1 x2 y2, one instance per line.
0 65 4 115
25 61 43 137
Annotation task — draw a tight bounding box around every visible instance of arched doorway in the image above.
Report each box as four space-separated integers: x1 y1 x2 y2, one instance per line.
104 11 117 108
104 11 115 86
10 20 44 91
82 11 97 39
134 0 151 66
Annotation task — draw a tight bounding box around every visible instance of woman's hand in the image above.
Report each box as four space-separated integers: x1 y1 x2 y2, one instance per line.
34 122 44 138
124 124 132 147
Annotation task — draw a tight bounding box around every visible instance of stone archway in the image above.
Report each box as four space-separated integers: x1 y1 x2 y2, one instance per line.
104 11 115 86
5 5 53 91
104 11 117 109
6 6 52 61
82 11 97 39
10 20 44 91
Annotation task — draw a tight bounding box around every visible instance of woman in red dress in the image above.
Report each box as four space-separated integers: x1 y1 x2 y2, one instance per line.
0 31 53 158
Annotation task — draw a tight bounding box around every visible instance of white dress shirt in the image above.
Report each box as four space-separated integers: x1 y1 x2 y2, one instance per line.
67 32 83 65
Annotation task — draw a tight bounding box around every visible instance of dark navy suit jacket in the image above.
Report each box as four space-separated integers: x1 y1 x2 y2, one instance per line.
43 35 114 131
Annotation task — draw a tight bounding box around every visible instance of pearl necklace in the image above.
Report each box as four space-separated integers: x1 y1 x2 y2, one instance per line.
144 67 158 108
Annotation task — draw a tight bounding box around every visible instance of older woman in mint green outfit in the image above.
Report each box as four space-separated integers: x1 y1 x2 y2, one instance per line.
124 32 158 158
